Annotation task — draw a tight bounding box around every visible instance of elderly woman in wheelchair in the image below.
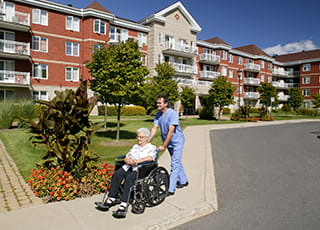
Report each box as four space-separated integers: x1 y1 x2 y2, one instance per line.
95 127 169 218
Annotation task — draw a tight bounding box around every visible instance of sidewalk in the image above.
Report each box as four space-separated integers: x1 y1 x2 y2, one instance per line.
0 119 317 229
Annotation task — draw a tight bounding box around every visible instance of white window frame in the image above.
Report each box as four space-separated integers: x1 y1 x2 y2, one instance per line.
65 67 79 81
140 54 147 66
66 16 79 32
221 50 227 60
66 41 79 56
228 69 233 78
302 76 311 84
32 63 48 79
138 32 147 47
32 36 48 52
238 56 242 65
260 74 264 82
260 60 264 68
302 89 310 96
32 8 48 26
228 54 233 63
303 64 311 72
158 32 163 45
94 19 106 34
221 66 227 76
32 90 48 101
109 26 128 42
0 89 15 100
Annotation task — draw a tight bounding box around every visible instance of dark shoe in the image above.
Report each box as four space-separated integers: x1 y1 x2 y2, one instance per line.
167 191 175 197
95 199 118 211
112 204 128 218
176 181 189 189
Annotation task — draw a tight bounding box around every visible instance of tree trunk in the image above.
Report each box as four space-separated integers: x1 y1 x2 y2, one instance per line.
116 104 121 141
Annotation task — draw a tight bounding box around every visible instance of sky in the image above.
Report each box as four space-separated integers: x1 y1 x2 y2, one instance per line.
52 0 320 56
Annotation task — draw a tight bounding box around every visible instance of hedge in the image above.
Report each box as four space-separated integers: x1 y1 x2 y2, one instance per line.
97 106 146 116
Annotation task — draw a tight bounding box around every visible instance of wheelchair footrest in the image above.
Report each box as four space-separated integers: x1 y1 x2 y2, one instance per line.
94 201 110 211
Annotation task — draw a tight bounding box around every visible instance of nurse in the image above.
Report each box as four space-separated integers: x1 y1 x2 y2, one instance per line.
149 94 189 196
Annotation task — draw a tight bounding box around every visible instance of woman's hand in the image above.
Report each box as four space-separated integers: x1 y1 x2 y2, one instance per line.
125 157 137 166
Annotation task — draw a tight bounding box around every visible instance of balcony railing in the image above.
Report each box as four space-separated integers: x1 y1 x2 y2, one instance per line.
0 70 30 85
244 92 260 100
272 68 289 77
199 53 220 64
244 63 260 72
0 11 30 26
244 77 260 85
173 77 195 85
196 80 212 86
199 71 220 79
272 81 293 89
0 39 30 55
278 94 290 101
170 62 198 75
165 41 198 55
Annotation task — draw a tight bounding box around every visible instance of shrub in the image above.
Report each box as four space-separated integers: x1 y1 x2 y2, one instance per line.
0 101 15 129
14 100 38 128
281 104 291 114
296 108 315 116
250 107 260 113
198 106 214 120
98 106 146 116
28 163 114 202
222 107 231 114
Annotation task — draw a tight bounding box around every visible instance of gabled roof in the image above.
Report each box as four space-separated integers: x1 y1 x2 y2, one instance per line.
274 49 320 63
139 1 201 33
234 44 271 57
85 1 111 14
205 37 230 46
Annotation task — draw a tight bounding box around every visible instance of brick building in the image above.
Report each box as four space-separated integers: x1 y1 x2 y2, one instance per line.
1 0 319 112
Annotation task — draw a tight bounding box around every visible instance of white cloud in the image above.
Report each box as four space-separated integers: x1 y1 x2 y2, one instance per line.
264 40 318 56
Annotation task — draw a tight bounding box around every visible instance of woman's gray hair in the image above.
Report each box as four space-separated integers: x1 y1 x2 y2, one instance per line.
137 127 150 137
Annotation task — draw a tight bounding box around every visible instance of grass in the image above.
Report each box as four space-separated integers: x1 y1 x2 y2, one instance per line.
0 114 318 181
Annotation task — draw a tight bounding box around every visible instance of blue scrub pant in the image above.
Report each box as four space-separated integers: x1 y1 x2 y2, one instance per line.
167 140 188 193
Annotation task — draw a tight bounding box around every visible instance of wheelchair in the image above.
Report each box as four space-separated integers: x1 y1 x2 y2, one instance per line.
94 151 170 215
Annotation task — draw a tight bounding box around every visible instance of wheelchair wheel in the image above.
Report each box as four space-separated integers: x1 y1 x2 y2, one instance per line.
131 200 146 214
144 166 169 207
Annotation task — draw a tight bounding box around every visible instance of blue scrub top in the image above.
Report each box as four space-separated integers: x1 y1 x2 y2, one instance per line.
153 108 185 148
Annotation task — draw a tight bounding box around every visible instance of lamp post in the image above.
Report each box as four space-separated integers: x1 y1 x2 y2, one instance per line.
237 69 242 120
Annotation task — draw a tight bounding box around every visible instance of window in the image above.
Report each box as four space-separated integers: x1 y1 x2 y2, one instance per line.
304 101 310 108
66 16 79 31
302 89 310 96
221 50 227 60
66 67 79 81
109 26 128 42
32 91 48 101
228 69 233 78
140 54 147 66
138 33 147 47
66 42 79 56
0 89 15 100
94 19 106 34
158 32 163 45
238 56 242 65
260 60 264 68
228 54 233 63
303 64 311 71
268 63 272 70
32 63 48 79
165 35 175 49
221 66 227 76
260 74 264 82
158 54 162 64
32 36 48 52
302 76 311 84
32 9 48 26
267 75 272 83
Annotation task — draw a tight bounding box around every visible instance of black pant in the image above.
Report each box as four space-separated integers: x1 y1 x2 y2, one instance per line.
108 167 137 202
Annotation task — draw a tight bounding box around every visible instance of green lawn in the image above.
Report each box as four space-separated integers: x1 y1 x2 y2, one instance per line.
0 114 318 181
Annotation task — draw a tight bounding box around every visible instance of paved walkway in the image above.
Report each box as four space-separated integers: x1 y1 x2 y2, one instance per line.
0 139 42 213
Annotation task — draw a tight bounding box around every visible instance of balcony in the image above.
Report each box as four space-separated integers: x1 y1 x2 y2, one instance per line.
173 77 195 85
163 41 198 58
0 39 30 59
170 62 197 76
272 80 293 89
199 71 220 80
278 94 290 101
244 77 260 86
0 11 30 31
196 80 212 86
272 68 289 77
244 92 260 100
244 63 260 72
0 71 30 86
199 53 220 65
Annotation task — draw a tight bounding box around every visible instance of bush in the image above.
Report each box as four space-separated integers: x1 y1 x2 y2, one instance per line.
0 101 15 129
222 107 231 114
250 107 260 113
14 100 38 128
296 108 315 116
281 104 291 114
28 163 114 202
198 106 215 120
98 106 146 116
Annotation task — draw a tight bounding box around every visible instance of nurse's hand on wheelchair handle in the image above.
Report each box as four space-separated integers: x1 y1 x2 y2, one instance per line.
158 146 165 151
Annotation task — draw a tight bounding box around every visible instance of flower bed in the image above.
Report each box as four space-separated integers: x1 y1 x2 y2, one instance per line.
28 163 114 202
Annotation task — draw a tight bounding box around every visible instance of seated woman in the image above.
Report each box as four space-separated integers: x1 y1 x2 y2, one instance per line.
105 127 157 218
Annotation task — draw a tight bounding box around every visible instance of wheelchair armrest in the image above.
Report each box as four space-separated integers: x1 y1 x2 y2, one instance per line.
137 160 156 166
115 155 126 161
